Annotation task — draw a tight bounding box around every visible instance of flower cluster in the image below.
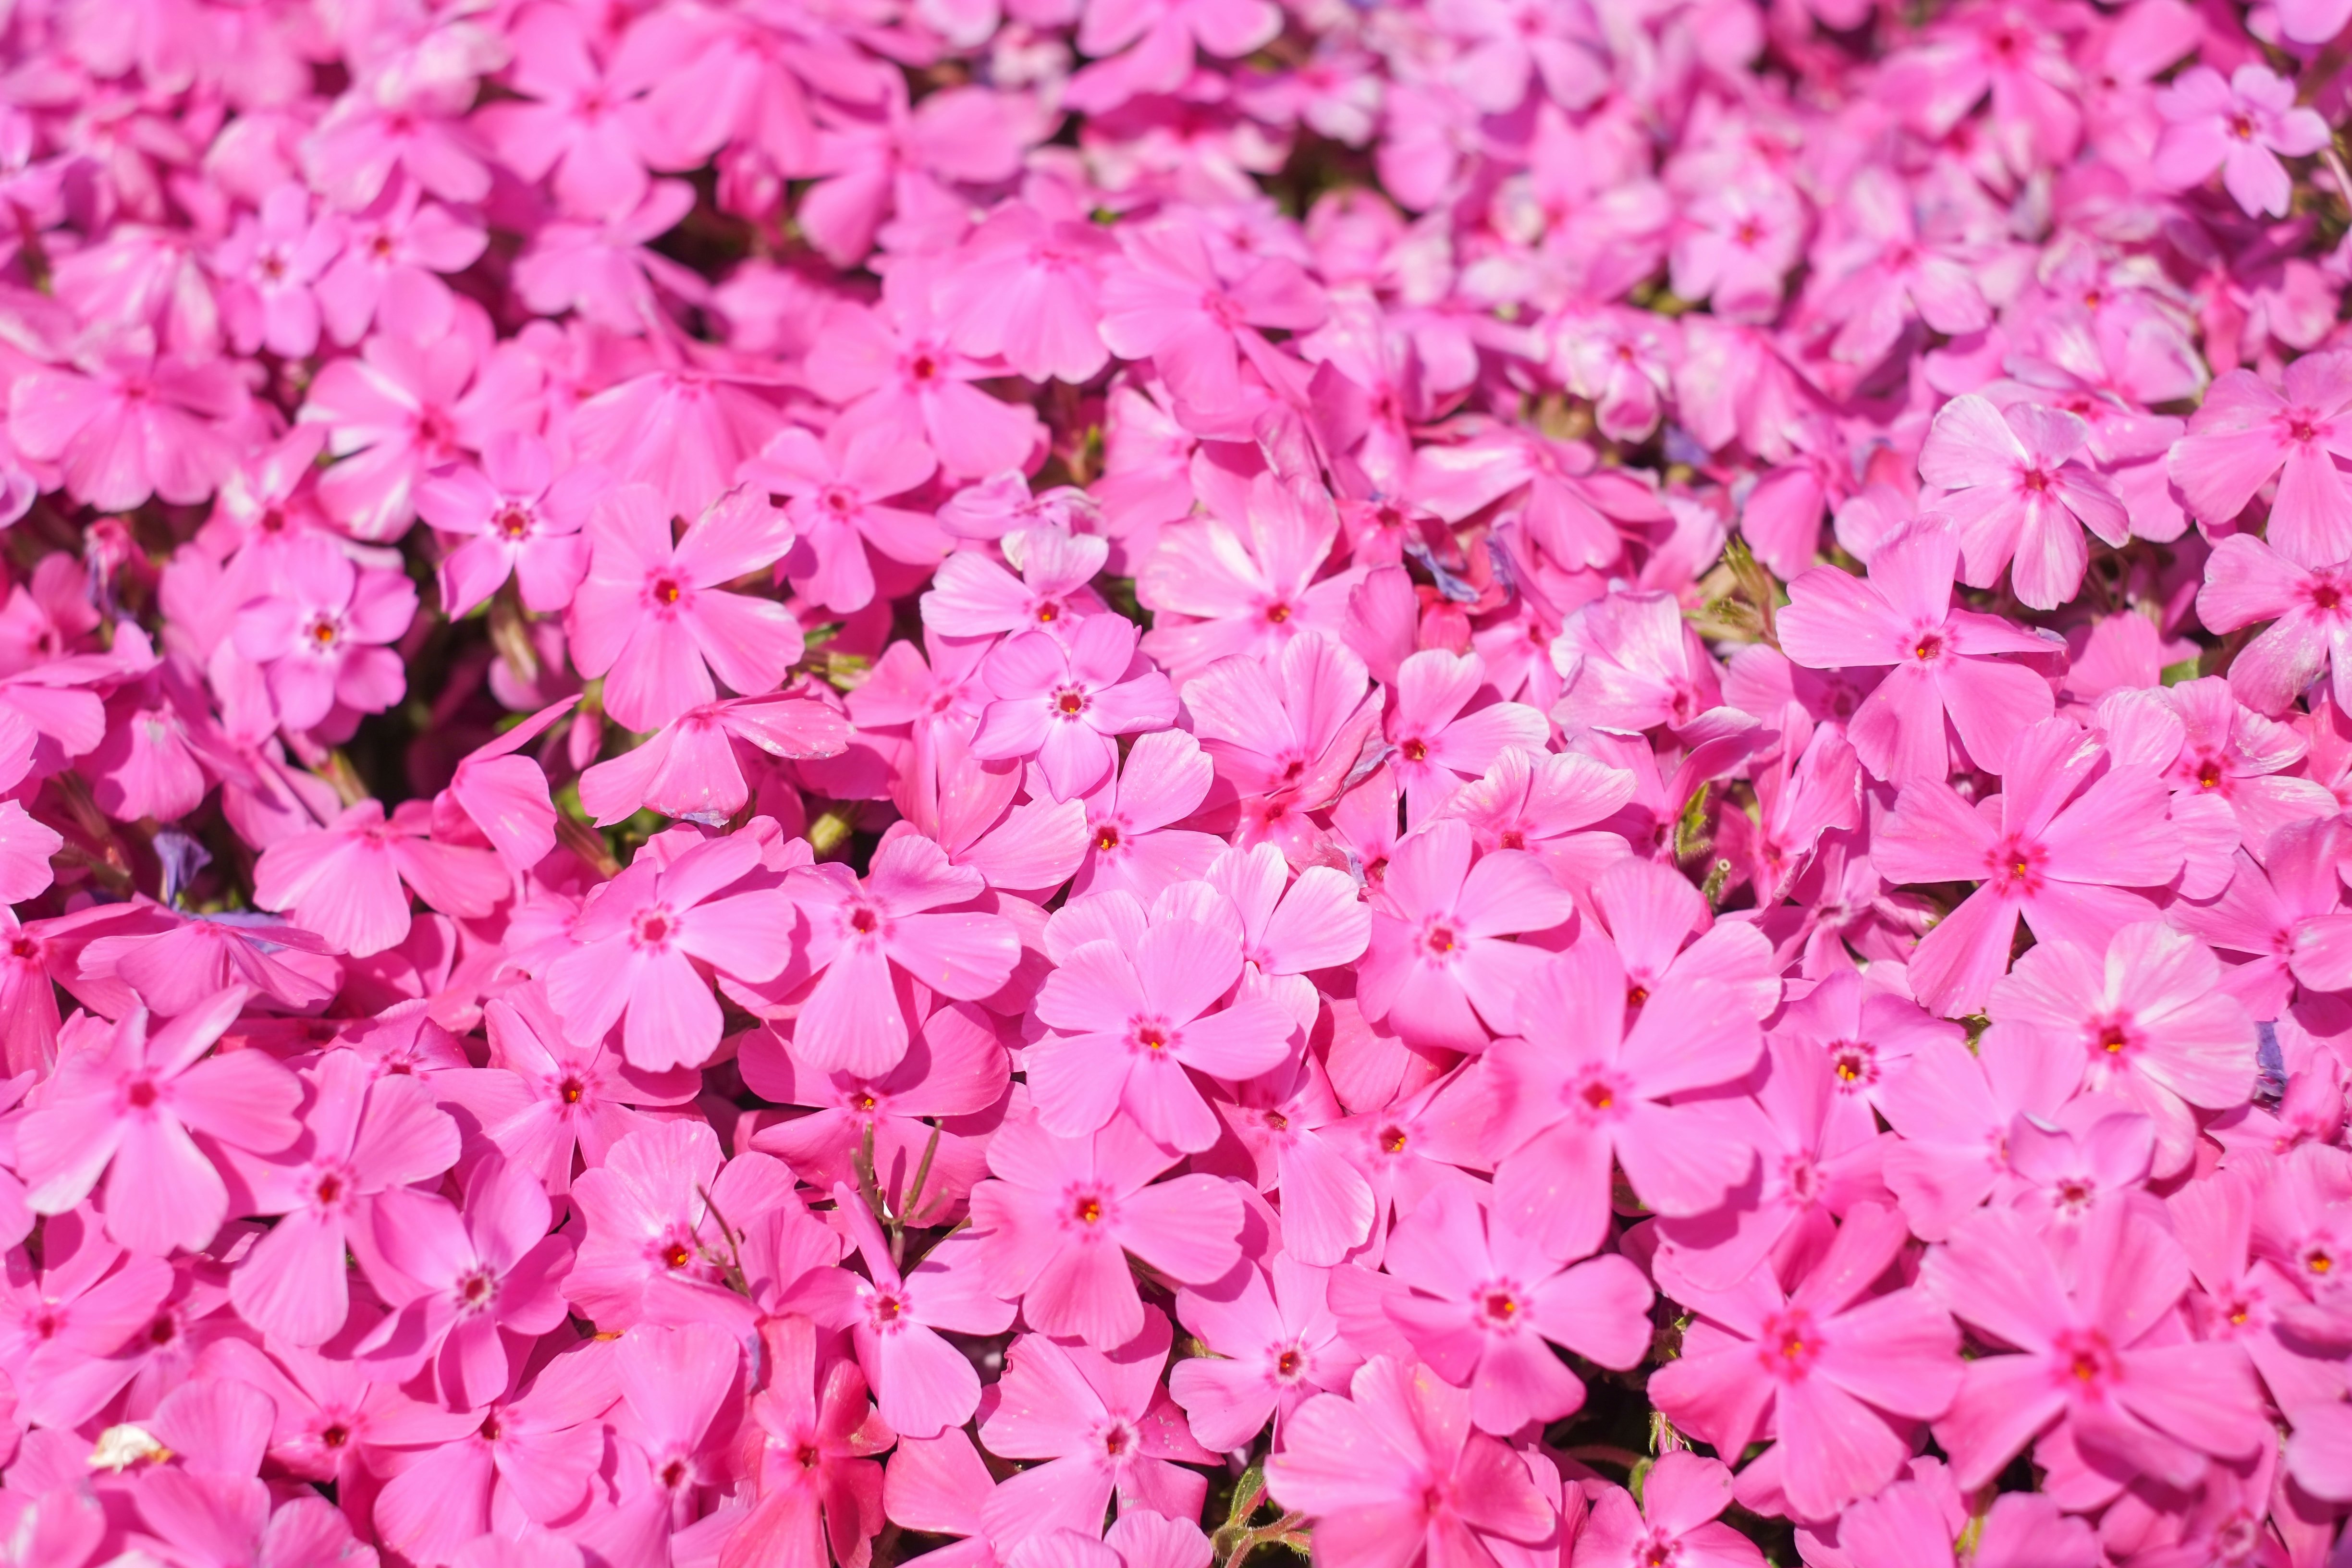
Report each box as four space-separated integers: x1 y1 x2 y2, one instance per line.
0 0 2350 1565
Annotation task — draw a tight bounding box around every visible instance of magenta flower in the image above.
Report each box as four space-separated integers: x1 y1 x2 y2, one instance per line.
228 1049 458 1347
1356 819 1574 1053
1030 905 1295 1152
416 431 599 619
358 1152 576 1409
780 832 1020 1077
1381 1183 1653 1434
545 832 796 1071
1922 1204 2271 1493
1485 939 1766 1262
252 798 508 958
967 1111 1244 1349
748 422 947 616
1651 1203 1962 1523
1265 1357 1556 1568
1985 920 2255 1176
230 535 417 735
972 615 1178 802
566 482 802 734
1918 394 2128 610
16 989 303 1256
1874 718 2183 1017
974 1311 1215 1546
2155 65 2330 220
2170 354 2352 566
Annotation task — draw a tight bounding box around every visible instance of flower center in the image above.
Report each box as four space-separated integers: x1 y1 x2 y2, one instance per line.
456 1269 496 1311
1054 687 1088 717
1423 923 1458 956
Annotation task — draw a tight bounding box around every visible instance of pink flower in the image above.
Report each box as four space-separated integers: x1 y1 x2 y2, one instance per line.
565 1120 802 1331
1484 938 1765 1262
1030 901 1295 1152
747 423 946 616
2155 66 2331 220
1552 589 1726 735
1651 1203 1962 1523
416 431 599 619
2169 354 2352 566
1573 1452 1765 1568
315 178 486 347
1808 167 1990 368
2198 533 2352 716
1985 920 2254 1176
1097 225 1326 429
974 1311 1215 1545
228 1049 458 1346
8 332 246 513
1138 473 1360 678
1183 633 1384 856
779 833 1020 1077
16 989 303 1255
567 483 802 733
936 204 1116 384
922 527 1110 639
1071 729 1223 901
1170 1258 1360 1451
213 186 342 360
545 832 798 1071
1265 1356 1556 1568
967 1111 1244 1349
299 318 543 540
475 3 663 218
804 263 1046 481
1381 1183 1653 1434
827 1187 1013 1439
253 798 508 957
579 691 850 826
1356 819 1574 1053
1874 718 2182 1017
972 615 1177 802
230 535 417 735
1918 395 2128 610
728 1316 894 1568
1383 650 1547 823
358 1151 575 1409
1922 1204 2271 1493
